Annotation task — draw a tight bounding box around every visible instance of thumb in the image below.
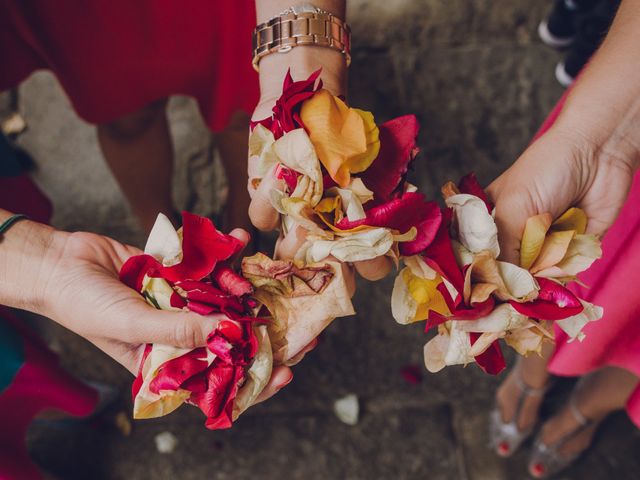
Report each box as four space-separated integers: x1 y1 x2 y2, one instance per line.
117 300 226 349
486 179 537 265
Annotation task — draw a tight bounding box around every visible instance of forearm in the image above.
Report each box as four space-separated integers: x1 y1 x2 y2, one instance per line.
254 0 348 102
0 209 65 313
554 0 640 170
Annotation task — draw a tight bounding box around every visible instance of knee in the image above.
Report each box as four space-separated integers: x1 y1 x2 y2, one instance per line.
99 99 167 142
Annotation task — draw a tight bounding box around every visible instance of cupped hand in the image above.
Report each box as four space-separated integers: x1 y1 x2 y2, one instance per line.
487 127 636 264
39 229 292 401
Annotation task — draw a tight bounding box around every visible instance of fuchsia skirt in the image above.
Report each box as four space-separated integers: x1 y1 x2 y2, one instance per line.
535 90 640 428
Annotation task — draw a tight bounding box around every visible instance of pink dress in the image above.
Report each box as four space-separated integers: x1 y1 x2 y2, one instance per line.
534 89 640 428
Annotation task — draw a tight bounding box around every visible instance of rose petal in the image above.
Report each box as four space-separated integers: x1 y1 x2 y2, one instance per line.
556 300 603 342
145 213 182 265
446 194 500 257
470 333 506 375
509 277 583 320
300 90 380 187
359 115 420 202
457 173 493 213
520 213 552 270
530 230 576 274
552 207 587 234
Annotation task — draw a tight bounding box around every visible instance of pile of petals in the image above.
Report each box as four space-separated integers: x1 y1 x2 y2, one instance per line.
391 175 603 375
249 69 442 266
120 212 354 429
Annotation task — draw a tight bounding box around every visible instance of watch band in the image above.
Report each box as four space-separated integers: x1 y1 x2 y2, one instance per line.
252 7 351 72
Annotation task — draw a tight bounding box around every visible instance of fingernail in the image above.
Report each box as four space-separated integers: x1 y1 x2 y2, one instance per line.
277 373 294 389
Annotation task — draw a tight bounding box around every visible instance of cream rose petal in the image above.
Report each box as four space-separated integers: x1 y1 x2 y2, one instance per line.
232 326 273 419
446 194 500 256
556 300 603 342
504 327 546 356
456 303 530 333
405 255 438 280
249 124 278 178
303 228 394 263
424 328 451 373
391 267 419 325
497 261 540 301
141 275 183 311
133 344 215 419
144 213 182 265
443 322 474 366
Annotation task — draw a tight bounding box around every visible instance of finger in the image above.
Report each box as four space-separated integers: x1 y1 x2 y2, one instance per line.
253 366 293 404
283 337 319 367
354 255 393 281
248 164 285 232
274 224 308 260
112 298 226 349
486 181 533 265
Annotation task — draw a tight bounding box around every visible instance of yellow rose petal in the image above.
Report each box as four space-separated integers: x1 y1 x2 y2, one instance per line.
520 213 552 270
552 207 587 234
530 230 576 274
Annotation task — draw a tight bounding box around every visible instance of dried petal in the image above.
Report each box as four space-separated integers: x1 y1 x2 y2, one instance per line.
552 207 587 234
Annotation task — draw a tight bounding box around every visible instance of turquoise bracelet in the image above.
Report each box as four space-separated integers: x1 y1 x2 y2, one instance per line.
0 214 29 238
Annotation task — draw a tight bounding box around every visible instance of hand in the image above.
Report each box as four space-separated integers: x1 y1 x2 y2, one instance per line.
487 127 636 264
32 227 291 401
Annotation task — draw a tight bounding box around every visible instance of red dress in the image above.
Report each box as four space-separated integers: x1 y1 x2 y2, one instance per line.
0 0 260 131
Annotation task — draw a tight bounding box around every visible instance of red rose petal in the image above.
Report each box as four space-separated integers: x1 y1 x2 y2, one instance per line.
400 365 423 385
120 254 161 291
360 115 420 203
250 69 322 139
212 265 254 297
399 207 443 256
510 277 584 320
131 343 153 400
160 212 244 283
275 164 299 192
336 192 441 237
421 208 465 295
470 333 506 375
458 173 493 213
149 348 209 394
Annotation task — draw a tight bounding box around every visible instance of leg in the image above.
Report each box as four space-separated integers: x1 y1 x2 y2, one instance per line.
538 367 638 457
215 110 252 233
496 341 554 431
96 99 177 233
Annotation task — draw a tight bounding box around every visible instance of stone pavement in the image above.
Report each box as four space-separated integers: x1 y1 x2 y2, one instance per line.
5 1 640 479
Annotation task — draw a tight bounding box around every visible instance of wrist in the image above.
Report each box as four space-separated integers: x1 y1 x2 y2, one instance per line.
0 211 68 314
258 45 347 102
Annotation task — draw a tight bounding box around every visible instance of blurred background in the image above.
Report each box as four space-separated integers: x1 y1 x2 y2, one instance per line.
2 0 639 478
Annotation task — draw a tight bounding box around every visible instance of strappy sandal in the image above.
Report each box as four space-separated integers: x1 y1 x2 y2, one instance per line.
528 393 596 478
490 370 552 457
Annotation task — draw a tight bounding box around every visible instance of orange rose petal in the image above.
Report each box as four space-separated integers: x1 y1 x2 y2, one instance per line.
552 207 587 234
520 213 553 270
300 90 380 188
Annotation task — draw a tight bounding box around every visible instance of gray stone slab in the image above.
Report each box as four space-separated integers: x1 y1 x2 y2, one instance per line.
29 404 462 480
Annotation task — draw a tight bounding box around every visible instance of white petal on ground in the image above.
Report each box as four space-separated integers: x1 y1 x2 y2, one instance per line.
446 194 500 256
154 432 179 454
334 394 359 426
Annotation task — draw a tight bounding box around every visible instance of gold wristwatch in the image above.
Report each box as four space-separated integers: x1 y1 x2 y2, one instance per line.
252 4 351 72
